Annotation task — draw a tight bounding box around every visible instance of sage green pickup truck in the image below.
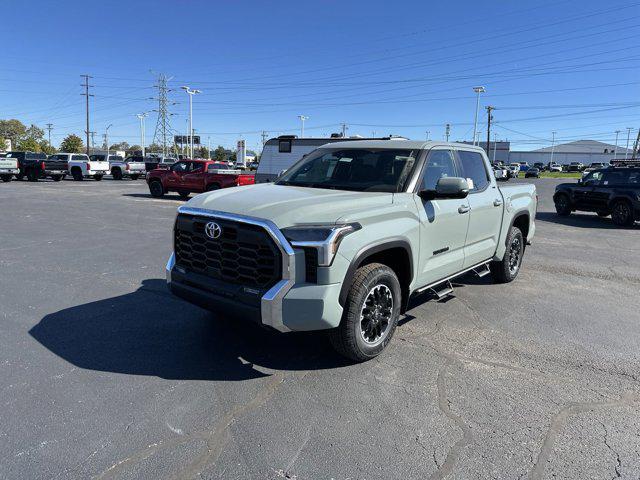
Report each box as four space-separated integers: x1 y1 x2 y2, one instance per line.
166 140 536 361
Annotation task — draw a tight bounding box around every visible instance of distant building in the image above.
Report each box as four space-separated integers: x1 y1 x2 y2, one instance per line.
460 141 510 163
509 140 632 165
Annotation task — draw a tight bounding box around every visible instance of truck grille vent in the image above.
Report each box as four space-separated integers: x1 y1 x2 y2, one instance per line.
302 248 318 283
174 214 282 290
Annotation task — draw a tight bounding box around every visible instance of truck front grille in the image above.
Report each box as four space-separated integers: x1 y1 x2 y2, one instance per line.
174 214 282 290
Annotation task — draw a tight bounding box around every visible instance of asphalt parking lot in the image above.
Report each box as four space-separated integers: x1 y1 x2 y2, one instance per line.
1 177 639 480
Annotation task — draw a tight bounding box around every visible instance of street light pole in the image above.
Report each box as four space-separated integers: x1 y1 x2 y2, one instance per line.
472 86 485 146
297 115 309 137
105 124 113 159
614 130 620 159
625 127 632 160
550 131 557 165
181 86 202 158
136 113 147 157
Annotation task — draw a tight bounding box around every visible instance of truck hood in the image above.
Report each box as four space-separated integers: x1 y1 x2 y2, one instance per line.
184 183 393 227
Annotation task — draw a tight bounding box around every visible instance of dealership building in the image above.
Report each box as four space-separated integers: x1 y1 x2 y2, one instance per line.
509 140 633 165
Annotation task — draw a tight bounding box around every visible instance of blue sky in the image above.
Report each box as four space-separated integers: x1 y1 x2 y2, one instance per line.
3 0 639 152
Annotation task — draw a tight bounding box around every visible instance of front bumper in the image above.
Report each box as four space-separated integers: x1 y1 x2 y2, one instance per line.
165 207 344 332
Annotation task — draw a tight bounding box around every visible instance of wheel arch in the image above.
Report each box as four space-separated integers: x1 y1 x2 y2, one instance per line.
509 212 530 245
339 240 414 313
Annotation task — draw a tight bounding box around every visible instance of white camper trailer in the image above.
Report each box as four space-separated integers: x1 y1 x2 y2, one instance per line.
255 135 406 183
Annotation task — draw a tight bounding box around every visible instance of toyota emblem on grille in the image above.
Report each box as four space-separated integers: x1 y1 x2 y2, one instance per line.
204 221 222 239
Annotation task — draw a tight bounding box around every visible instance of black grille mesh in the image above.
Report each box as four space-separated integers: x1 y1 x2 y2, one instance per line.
174 214 282 290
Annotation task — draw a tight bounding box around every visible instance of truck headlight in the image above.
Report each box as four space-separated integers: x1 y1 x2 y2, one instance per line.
282 223 361 266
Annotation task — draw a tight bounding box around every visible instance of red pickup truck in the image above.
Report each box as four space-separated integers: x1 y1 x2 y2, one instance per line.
146 159 254 198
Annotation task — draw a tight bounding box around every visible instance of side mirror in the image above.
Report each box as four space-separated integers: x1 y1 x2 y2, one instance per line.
418 177 469 201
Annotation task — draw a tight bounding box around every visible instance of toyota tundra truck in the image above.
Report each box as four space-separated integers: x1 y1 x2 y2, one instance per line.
0 155 20 182
147 159 255 199
166 141 537 361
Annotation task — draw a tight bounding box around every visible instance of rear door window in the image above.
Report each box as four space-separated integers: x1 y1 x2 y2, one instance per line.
457 150 490 191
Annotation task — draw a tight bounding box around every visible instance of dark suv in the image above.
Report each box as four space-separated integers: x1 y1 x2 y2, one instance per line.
553 167 640 226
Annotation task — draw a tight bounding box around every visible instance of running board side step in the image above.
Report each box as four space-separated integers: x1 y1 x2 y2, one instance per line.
430 280 454 299
472 263 491 278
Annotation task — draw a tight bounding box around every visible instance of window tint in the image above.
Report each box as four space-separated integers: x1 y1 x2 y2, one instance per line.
171 162 190 173
602 170 636 185
278 140 292 153
583 171 603 184
72 155 88 160
458 150 490 191
421 150 457 190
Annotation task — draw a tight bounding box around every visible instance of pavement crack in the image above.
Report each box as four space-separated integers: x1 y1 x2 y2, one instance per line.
599 421 622 480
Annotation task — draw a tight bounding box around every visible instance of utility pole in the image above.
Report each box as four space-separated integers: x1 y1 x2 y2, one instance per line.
425 130 430 141
80 74 93 156
207 136 211 159
45 123 53 147
472 86 485 145
89 131 97 152
341 122 348 137
485 106 494 155
550 131 557 165
261 131 268 146
614 130 620 159
445 123 451 142
625 127 633 160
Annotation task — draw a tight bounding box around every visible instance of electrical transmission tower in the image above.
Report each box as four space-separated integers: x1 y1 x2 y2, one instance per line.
151 73 175 156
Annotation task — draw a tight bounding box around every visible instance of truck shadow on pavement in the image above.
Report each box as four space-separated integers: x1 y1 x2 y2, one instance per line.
122 193 189 201
536 211 639 230
29 279 349 382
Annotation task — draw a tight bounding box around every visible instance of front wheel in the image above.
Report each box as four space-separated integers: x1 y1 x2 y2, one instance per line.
329 263 401 362
554 193 571 216
490 226 524 284
611 200 634 226
1 175 11 182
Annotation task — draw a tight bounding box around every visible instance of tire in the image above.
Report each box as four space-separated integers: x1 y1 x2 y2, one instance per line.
112 168 123 180
611 200 634 226
94 174 103 181
130 174 139 180
149 181 164 198
554 193 571 216
52 175 62 182
205 183 220 192
15 172 24 181
596 211 609 218
490 226 524 284
27 168 39 182
72 169 83 181
329 263 401 362
178 190 190 199
1 175 11 182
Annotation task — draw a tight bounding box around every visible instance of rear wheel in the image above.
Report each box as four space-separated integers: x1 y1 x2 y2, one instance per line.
329 263 401 362
611 200 634 226
1 175 11 182
15 172 24 181
72 168 83 181
149 180 164 198
490 226 524 284
112 168 123 180
554 193 571 216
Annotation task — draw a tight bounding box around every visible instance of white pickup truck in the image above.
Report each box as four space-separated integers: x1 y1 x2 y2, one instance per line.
0 156 20 182
67 153 109 181
89 154 146 180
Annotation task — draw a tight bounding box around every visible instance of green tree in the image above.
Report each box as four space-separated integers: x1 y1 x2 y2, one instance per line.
127 145 142 155
0 119 27 148
213 145 227 162
16 137 42 152
195 146 209 158
109 141 130 152
147 143 163 153
24 124 45 142
39 140 56 155
60 134 84 153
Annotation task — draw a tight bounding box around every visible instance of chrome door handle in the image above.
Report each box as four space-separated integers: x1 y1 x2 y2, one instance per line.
458 205 470 214
493 199 503 206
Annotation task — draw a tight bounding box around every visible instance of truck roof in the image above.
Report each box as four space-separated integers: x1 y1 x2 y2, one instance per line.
318 140 487 151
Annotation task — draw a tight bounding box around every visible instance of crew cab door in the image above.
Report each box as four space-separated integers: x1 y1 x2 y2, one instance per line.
456 149 504 268
414 148 470 286
181 162 206 190
573 171 603 210
166 161 191 188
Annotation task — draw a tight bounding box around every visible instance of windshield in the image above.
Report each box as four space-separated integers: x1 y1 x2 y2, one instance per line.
275 148 418 192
